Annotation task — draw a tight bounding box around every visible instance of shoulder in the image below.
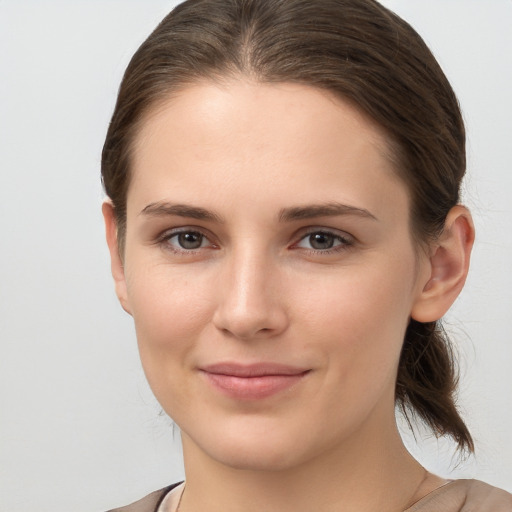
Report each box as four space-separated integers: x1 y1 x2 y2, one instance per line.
407 479 512 512
462 480 512 511
106 482 182 512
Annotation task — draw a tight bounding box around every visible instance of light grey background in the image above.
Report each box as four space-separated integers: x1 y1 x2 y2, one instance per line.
1 1 511 510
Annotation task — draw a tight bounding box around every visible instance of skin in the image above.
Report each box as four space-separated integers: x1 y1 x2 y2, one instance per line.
104 80 474 512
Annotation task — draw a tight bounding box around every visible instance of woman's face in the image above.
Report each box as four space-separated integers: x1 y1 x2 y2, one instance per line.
111 80 433 471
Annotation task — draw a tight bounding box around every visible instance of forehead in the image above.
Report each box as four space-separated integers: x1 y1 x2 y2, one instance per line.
133 79 392 163
129 80 408 222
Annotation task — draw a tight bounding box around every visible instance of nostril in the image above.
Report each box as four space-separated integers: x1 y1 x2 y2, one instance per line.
216 322 282 341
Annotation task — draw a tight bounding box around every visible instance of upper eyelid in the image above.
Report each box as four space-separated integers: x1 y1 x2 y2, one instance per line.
293 226 354 241
158 225 213 240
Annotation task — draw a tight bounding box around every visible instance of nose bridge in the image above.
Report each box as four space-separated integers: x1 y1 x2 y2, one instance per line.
231 244 268 305
213 241 287 339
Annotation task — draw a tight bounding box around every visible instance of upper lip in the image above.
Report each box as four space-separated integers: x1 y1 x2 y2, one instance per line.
200 362 310 377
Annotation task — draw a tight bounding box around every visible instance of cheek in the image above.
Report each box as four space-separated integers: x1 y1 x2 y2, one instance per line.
294 257 416 381
124 268 216 419
125 263 214 379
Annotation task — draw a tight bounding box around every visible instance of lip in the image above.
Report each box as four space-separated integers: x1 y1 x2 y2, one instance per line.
199 362 310 400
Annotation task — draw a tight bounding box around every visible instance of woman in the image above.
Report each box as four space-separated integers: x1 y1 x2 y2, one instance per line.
101 0 512 510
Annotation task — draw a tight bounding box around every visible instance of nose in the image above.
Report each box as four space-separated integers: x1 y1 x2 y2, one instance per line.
212 249 289 340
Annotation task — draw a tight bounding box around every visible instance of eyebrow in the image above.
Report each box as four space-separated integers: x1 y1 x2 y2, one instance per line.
139 201 377 223
278 202 378 222
140 202 225 223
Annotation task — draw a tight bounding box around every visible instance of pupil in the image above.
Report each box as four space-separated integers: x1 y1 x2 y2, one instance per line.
310 233 334 250
178 232 202 249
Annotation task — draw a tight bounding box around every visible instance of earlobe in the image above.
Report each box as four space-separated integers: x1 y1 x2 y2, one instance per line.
102 200 132 315
411 205 475 323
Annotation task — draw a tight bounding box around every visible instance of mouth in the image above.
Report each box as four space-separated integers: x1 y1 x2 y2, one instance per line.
199 362 311 400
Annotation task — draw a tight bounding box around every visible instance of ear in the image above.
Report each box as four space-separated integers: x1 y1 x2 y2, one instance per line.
102 200 132 315
411 205 475 323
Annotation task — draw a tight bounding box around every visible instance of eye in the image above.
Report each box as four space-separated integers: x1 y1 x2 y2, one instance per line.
161 230 212 252
294 230 352 252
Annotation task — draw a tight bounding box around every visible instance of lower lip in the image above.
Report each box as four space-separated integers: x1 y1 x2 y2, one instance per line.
202 371 309 400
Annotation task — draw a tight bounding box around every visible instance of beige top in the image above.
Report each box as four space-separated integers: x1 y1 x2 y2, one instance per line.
156 480 512 512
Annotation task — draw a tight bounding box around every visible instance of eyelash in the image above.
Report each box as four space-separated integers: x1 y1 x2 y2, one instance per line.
292 229 354 255
156 227 354 256
156 228 217 255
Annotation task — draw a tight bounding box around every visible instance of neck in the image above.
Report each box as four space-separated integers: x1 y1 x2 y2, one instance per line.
179 416 429 512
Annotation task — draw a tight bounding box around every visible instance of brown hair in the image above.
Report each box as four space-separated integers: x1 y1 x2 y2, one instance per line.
102 0 473 453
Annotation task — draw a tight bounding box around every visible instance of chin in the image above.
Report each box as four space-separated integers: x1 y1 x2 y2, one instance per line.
182 415 331 473
205 441 306 472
